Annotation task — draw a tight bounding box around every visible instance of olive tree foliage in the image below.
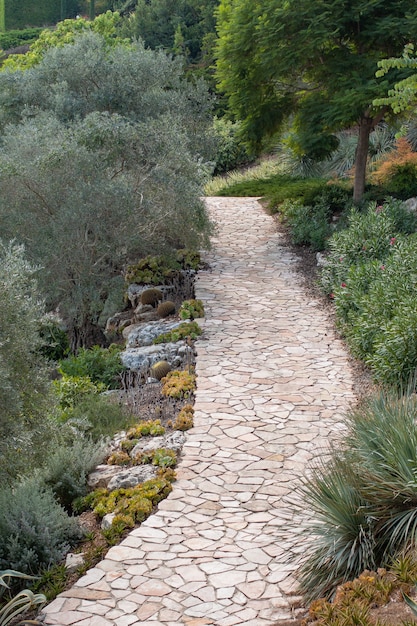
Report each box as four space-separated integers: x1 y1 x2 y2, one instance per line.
2 11 127 70
0 33 214 349
0 242 53 483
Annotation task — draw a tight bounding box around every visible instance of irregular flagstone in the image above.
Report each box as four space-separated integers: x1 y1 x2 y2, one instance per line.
39 197 355 626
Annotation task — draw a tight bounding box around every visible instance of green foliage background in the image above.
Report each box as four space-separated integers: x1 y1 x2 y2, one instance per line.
2 0 80 30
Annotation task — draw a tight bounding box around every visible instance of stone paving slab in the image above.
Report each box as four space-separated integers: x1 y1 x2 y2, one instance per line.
40 197 356 626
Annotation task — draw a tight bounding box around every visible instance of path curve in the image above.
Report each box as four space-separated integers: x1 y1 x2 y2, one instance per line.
41 197 356 626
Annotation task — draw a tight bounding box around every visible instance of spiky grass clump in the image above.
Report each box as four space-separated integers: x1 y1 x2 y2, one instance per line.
140 288 163 306
157 301 176 318
298 393 417 601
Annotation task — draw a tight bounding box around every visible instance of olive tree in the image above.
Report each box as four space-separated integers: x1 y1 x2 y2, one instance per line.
0 32 215 349
0 242 53 482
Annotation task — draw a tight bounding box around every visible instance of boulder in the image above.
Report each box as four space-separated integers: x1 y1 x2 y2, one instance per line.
107 465 157 491
131 431 186 457
125 319 186 348
120 341 185 372
105 310 134 335
101 513 116 530
87 465 122 490
65 552 85 573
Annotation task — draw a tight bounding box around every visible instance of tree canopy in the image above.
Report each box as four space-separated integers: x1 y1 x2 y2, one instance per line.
120 0 218 64
215 0 417 200
0 32 214 349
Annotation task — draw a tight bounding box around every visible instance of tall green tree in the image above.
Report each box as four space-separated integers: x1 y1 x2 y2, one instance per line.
121 0 217 64
216 0 417 201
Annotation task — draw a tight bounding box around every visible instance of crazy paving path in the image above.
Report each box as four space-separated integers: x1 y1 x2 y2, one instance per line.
40 197 356 626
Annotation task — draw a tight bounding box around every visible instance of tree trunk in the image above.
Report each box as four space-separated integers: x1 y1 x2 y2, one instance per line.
353 115 374 203
69 318 107 354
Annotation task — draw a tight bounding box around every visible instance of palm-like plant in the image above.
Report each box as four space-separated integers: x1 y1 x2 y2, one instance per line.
297 454 377 601
0 570 45 626
297 393 417 601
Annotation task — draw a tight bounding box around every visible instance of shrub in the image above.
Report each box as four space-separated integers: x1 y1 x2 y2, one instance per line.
366 301 417 388
41 438 107 511
212 117 253 174
62 394 134 441
59 345 126 389
0 242 53 485
370 138 417 198
324 222 417 387
319 199 412 295
0 28 43 52
279 199 332 251
0 480 81 576
298 393 417 600
38 318 70 361
53 374 106 412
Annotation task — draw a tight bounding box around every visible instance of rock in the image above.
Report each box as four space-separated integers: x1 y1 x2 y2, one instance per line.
316 252 329 267
133 303 159 323
405 197 417 213
131 431 186 457
134 310 159 323
65 552 85 573
101 513 116 530
120 341 187 372
105 310 134 335
125 319 186 348
87 465 123 490
107 465 157 491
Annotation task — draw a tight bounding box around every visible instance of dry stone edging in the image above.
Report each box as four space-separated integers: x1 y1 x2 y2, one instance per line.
39 197 356 626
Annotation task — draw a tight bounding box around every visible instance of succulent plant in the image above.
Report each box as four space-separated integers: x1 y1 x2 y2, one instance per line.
157 300 176 318
179 299 205 320
150 360 172 381
140 288 163 306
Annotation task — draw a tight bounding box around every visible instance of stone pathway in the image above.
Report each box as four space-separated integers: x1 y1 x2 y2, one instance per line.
40 197 356 626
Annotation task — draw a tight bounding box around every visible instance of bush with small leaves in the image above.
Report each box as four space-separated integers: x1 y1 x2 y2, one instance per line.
0 480 81 577
53 374 106 412
41 438 107 512
59 345 126 389
279 198 332 251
